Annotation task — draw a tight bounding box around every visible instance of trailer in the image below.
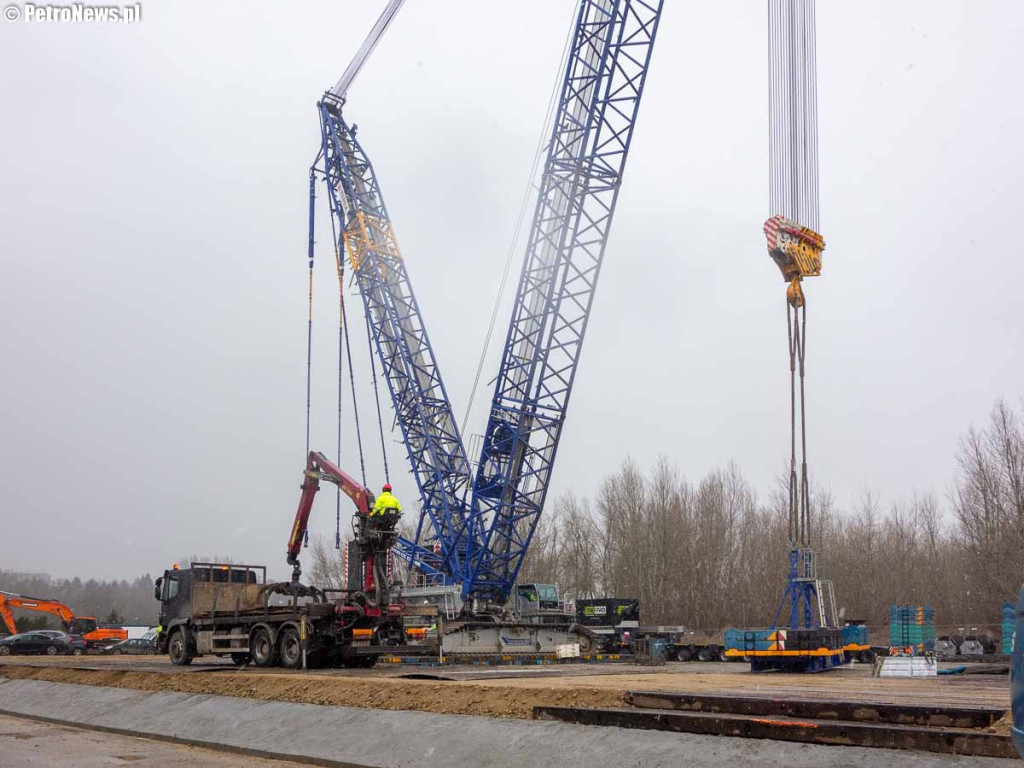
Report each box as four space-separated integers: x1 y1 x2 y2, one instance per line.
154 562 404 669
574 599 729 661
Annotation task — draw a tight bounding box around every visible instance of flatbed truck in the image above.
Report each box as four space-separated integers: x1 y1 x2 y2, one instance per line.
155 451 406 669
154 562 403 668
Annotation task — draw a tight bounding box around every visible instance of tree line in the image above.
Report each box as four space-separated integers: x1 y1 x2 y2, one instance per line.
0 571 157 631
8 399 1018 638
516 398 1024 633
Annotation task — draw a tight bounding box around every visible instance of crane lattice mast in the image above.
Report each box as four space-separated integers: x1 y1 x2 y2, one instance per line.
465 0 664 603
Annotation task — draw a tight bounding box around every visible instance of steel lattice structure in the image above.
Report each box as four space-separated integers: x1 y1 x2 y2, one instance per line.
313 97 476 583
466 0 664 602
311 0 663 607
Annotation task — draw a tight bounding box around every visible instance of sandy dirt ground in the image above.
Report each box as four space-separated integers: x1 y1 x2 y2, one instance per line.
0 656 1009 721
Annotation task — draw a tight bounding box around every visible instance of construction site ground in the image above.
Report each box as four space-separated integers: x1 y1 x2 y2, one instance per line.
0 654 1009 719
0 713 309 768
0 675 1010 768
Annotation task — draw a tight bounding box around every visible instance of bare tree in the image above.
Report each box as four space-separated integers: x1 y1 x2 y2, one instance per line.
954 400 1024 601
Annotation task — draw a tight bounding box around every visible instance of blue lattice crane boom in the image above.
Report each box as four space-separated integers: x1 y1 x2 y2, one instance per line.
307 0 664 611
464 0 664 603
314 102 475 581
308 0 474 582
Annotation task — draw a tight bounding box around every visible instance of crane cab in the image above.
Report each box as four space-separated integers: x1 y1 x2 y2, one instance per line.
514 584 569 625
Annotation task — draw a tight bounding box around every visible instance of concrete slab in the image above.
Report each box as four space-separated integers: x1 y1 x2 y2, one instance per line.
0 678 1008 768
0 713 308 767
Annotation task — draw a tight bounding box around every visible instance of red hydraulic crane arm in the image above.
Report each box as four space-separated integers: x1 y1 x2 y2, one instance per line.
287 451 375 569
0 591 75 634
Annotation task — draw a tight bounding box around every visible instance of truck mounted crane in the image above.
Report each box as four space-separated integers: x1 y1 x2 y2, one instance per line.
307 0 664 655
155 451 404 669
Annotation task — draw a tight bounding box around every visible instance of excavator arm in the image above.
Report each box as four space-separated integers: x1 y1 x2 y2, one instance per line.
0 591 75 634
287 451 375 583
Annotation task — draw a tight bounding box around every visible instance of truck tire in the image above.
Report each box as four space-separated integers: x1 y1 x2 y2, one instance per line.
696 647 712 662
716 648 728 662
168 630 194 666
675 647 692 662
251 627 277 668
278 627 302 669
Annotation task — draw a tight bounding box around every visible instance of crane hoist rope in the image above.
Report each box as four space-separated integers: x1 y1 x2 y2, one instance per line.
303 166 395 550
764 0 824 556
459 3 580 438
763 0 836 639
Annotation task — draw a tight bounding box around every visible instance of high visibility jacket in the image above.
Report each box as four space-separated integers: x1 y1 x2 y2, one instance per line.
372 491 402 516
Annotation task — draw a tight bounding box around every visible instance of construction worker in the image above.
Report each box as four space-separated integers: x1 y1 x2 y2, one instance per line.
372 483 401 517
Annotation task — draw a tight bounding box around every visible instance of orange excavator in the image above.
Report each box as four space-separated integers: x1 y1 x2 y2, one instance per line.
0 591 127 647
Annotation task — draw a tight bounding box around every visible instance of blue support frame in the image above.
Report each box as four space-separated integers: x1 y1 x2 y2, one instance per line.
771 547 819 630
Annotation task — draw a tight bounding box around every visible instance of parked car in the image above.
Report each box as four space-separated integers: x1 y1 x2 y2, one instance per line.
0 632 83 656
24 630 88 655
103 638 157 655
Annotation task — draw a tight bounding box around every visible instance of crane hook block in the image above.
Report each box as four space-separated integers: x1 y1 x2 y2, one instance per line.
764 215 825 286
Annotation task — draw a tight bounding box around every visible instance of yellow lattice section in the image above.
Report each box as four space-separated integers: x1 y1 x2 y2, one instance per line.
343 211 402 273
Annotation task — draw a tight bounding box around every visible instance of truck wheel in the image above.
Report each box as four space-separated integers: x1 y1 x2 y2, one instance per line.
716 648 728 662
251 627 277 668
168 630 194 666
46 645 59 656
278 628 302 669
675 647 692 662
696 647 712 662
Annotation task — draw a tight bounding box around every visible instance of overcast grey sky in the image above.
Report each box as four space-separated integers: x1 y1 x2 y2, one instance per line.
1 1 1021 581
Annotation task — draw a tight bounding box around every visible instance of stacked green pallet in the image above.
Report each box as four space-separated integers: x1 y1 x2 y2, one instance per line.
889 605 935 652
1003 601 1015 655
